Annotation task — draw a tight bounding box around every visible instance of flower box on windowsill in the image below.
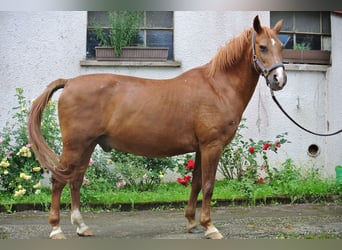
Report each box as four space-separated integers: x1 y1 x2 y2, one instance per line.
95 46 169 62
282 49 331 65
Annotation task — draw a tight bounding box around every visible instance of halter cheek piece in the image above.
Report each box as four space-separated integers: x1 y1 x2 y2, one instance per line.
252 31 284 86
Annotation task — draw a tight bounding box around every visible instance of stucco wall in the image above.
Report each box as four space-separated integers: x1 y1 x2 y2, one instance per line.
0 11 341 177
0 11 87 119
325 13 342 174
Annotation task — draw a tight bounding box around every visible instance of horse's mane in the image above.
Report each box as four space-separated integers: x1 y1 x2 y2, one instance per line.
208 28 252 77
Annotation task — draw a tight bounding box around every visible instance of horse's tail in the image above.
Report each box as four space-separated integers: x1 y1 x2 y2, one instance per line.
27 78 68 183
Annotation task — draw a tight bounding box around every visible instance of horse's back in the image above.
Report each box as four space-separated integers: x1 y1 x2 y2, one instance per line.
56 73 202 156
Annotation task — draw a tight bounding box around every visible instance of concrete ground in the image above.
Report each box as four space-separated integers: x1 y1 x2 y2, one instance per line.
0 203 341 239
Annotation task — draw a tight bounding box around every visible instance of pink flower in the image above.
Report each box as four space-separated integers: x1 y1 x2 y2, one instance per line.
185 159 195 170
83 177 90 186
263 143 270 151
248 147 255 154
116 180 126 188
89 158 94 165
26 144 32 148
274 140 281 148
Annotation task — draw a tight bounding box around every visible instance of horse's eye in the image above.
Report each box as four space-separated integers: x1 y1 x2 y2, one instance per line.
259 45 267 52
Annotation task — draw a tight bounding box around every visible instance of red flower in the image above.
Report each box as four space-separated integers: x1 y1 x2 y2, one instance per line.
184 175 192 181
248 147 255 154
258 177 265 184
274 140 281 148
177 175 192 186
254 177 265 184
263 143 270 151
185 159 195 170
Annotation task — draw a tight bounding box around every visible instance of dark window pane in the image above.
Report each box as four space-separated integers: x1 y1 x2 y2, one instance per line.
295 11 320 33
271 11 293 31
296 34 321 50
146 11 173 28
146 30 173 59
88 11 110 27
322 12 331 34
87 29 99 58
278 34 293 49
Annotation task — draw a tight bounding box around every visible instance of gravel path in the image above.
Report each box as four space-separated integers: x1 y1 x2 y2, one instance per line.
0 203 341 239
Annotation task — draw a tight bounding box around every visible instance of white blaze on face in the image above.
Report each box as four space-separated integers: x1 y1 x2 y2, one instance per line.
275 66 286 88
271 38 276 46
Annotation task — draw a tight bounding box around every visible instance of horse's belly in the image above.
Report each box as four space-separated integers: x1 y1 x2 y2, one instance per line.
101 129 197 157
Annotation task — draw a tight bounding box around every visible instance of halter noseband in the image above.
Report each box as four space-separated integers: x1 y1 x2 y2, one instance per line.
252 31 285 85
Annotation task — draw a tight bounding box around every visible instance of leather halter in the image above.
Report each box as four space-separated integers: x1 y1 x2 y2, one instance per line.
251 31 284 86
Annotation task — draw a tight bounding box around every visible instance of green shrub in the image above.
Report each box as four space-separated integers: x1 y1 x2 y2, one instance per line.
0 88 61 197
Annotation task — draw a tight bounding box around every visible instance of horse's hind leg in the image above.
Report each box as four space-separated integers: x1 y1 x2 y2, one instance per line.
69 171 93 237
185 152 203 233
49 176 67 239
63 145 95 237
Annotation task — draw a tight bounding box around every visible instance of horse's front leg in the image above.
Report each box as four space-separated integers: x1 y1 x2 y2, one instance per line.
199 145 223 239
70 173 93 237
185 152 203 233
49 176 67 239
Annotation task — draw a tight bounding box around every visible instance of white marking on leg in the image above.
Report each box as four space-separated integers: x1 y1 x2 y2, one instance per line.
204 224 223 239
204 224 219 237
71 209 89 234
49 226 63 238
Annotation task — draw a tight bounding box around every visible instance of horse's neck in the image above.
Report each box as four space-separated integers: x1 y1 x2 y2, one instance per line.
209 57 260 109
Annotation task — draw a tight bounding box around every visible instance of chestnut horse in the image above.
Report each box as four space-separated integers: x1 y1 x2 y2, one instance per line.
28 16 286 239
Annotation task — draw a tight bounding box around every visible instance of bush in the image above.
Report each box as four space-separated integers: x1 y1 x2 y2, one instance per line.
0 88 61 197
109 149 176 191
219 118 290 184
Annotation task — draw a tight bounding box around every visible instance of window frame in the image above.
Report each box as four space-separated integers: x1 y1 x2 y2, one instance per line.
86 11 174 61
271 11 331 65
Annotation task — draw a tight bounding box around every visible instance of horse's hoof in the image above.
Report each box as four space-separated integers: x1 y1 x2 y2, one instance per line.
77 228 93 237
205 231 223 239
204 227 223 239
188 225 204 234
50 232 67 239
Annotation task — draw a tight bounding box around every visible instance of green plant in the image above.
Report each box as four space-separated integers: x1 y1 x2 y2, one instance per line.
0 88 61 197
93 11 142 56
219 119 289 184
294 42 311 50
109 149 176 191
175 154 195 186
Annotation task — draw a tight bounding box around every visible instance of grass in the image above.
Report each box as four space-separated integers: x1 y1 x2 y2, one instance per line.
1 177 341 213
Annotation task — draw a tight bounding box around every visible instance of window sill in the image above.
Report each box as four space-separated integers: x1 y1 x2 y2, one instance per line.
283 49 331 65
284 64 330 72
80 60 182 67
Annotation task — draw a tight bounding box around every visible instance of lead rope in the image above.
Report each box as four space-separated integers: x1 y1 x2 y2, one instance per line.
270 89 342 137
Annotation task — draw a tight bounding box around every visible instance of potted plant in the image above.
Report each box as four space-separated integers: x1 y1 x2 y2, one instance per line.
282 42 330 65
93 11 169 61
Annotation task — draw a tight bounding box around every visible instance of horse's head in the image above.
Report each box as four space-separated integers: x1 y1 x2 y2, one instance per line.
252 15 287 91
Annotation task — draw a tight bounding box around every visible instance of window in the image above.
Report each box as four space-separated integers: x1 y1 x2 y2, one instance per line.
270 11 331 65
86 11 174 60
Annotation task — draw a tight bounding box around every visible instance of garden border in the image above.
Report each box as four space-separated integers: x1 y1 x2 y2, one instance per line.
1 195 340 213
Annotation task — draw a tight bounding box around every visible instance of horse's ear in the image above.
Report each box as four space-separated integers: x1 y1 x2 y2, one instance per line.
253 15 263 34
273 19 284 34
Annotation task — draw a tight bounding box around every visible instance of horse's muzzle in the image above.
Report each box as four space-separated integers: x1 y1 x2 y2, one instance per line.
267 67 287 91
